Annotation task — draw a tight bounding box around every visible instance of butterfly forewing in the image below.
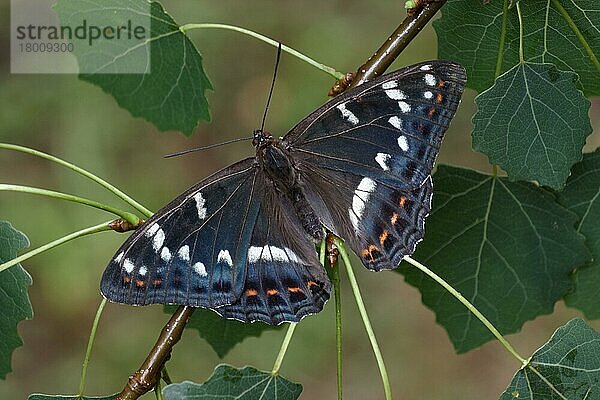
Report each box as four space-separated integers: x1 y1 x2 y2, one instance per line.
101 158 263 308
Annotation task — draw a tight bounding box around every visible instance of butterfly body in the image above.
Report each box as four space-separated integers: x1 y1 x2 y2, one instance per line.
102 60 467 324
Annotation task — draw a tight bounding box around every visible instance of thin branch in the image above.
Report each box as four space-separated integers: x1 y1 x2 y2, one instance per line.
0 143 153 218
335 238 392 400
349 0 448 88
0 184 140 226
0 221 113 274
79 298 107 397
271 323 297 375
117 306 196 400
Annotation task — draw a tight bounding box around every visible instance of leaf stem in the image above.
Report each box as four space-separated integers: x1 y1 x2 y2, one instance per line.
0 184 140 226
331 258 343 400
516 2 524 63
0 143 153 218
271 322 297 375
550 0 600 73
403 256 528 366
78 298 107 396
179 23 344 80
495 0 510 77
0 221 112 274
335 238 392 400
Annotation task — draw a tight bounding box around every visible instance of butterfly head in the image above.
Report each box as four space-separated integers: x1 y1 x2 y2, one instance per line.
252 129 275 149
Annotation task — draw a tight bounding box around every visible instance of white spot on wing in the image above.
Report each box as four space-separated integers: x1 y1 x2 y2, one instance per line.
123 259 135 274
388 116 403 130
114 251 124 263
248 246 301 264
193 262 207 277
424 91 433 99
193 192 207 219
420 65 432 71
381 81 397 89
424 73 436 86
398 101 411 113
152 228 165 251
385 89 407 100
161 247 172 262
350 177 377 230
178 245 190 261
139 266 147 276
217 249 233 266
375 153 391 171
145 223 160 237
397 136 409 151
336 103 359 125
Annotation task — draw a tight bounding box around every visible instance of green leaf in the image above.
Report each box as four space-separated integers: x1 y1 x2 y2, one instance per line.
164 306 282 358
435 0 600 96
162 365 302 400
557 149 600 319
0 221 33 379
472 62 592 189
398 166 589 352
28 395 117 400
54 0 212 135
499 318 600 399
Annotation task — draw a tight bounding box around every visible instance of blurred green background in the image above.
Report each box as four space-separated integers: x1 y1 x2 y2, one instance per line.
1 1 599 399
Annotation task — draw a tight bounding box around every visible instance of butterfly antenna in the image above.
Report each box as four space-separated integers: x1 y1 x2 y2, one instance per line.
163 136 253 158
260 42 282 133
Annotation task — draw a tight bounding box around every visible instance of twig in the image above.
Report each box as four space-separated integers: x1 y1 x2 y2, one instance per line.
116 306 196 400
334 0 447 93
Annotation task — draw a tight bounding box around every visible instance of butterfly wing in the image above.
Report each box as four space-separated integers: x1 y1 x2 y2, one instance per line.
216 185 331 324
101 158 330 324
101 158 263 308
284 61 466 270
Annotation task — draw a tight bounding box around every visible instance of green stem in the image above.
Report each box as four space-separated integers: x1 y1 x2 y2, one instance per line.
335 238 391 400
0 143 153 218
179 23 344 80
494 0 510 76
403 256 528 366
78 298 107 396
0 221 112 274
550 0 600 73
271 322 297 375
331 258 343 400
0 184 139 225
154 379 164 400
516 2 524 63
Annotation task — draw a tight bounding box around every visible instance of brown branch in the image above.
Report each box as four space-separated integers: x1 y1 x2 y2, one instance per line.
329 0 448 95
116 306 196 400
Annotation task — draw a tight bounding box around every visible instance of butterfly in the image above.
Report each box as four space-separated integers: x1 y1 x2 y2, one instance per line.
101 60 467 325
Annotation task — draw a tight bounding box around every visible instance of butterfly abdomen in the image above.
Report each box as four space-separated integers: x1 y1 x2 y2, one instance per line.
288 185 324 240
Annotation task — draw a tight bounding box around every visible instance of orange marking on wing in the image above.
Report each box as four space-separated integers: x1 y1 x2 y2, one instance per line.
152 278 162 286
362 244 381 262
245 288 258 296
266 289 279 296
135 279 145 288
123 276 131 284
399 195 407 207
435 92 444 103
391 212 399 225
307 280 317 288
379 230 389 246
438 79 446 88
288 287 304 293
428 107 436 117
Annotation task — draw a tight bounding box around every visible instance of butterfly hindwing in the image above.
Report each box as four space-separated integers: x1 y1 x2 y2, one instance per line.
101 158 263 308
217 185 331 324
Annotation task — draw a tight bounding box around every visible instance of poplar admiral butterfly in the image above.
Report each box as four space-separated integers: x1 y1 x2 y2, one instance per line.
101 60 467 325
